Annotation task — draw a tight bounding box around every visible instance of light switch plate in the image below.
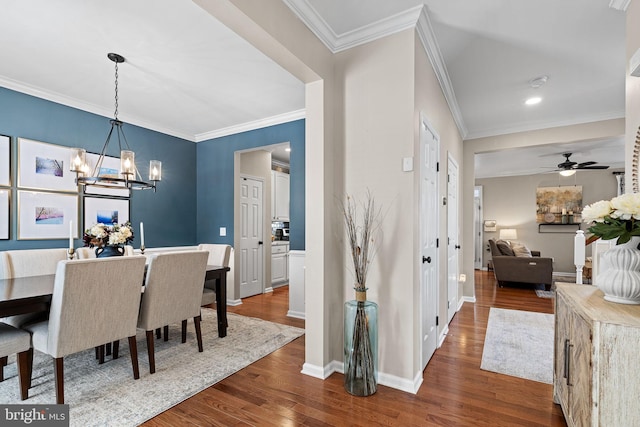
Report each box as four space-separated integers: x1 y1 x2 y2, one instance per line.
219 227 226 237
402 157 414 172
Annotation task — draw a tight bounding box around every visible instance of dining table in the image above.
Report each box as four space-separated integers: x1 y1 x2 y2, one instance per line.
0 265 230 338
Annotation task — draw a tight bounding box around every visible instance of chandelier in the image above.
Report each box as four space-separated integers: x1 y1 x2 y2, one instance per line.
70 53 161 192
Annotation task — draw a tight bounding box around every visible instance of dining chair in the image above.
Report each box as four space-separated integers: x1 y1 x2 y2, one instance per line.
0 323 32 400
197 244 231 307
137 251 208 374
23 256 147 404
0 248 68 328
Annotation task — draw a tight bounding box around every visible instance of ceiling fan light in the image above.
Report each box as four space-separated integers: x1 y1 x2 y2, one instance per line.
559 169 576 177
525 96 542 105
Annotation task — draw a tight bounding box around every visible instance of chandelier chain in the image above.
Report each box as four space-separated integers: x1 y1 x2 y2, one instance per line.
114 61 119 120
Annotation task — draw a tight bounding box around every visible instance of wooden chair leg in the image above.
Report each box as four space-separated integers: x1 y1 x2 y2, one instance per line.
128 336 140 380
145 330 156 374
163 325 169 342
194 315 203 352
26 348 33 389
95 346 99 359
54 357 64 404
0 355 7 382
106 342 112 356
112 340 120 359
181 320 187 343
17 349 30 400
98 344 105 365
155 328 161 339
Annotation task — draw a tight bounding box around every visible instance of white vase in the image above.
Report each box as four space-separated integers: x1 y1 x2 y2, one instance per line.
597 236 640 304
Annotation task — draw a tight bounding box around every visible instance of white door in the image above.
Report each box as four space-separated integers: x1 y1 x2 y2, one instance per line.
474 186 483 270
240 177 264 298
420 115 439 370
447 155 459 324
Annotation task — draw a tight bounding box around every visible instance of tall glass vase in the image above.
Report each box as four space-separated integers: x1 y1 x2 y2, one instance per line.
344 297 378 396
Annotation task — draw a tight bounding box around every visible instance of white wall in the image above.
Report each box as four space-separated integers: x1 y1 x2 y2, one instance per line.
627 2 640 191
477 169 621 273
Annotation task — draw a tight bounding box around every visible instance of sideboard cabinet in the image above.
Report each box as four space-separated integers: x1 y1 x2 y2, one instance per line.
554 283 640 426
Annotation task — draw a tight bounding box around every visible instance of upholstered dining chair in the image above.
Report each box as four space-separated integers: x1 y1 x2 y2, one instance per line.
197 244 231 307
23 256 147 404
137 251 208 374
0 323 31 400
0 248 68 328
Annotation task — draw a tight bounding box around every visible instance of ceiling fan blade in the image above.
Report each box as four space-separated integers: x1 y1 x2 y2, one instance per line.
577 161 597 167
578 165 609 170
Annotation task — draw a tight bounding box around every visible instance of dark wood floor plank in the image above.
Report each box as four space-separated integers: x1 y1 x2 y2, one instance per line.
143 274 567 426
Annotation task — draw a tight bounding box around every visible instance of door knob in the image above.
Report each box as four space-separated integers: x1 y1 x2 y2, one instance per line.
455 245 461 249
422 256 431 264
258 241 263 245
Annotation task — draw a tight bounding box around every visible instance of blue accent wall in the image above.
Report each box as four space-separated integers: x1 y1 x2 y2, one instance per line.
196 120 305 250
0 87 197 250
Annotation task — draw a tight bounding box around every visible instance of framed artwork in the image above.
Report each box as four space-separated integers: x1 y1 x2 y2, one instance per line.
0 135 9 187
18 190 78 240
0 189 9 239
83 196 130 230
536 186 583 223
18 138 78 193
83 153 130 198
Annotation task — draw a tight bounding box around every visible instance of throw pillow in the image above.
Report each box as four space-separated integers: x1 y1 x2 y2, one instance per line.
496 240 515 256
512 243 532 257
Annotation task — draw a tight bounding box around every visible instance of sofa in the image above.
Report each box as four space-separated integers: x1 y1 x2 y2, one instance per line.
488 239 553 290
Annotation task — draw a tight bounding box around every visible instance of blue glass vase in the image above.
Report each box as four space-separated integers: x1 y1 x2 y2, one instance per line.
344 297 378 396
95 245 125 258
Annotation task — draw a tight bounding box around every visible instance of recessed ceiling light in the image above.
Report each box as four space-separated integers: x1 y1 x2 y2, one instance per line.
525 97 542 105
285 147 291 152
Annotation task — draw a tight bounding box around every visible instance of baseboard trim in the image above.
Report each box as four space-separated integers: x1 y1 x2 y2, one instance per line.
286 310 305 319
457 297 464 311
301 361 339 379
438 324 449 348
463 296 477 303
227 299 242 307
264 287 274 293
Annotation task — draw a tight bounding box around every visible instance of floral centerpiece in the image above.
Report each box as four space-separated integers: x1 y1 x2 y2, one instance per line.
582 193 640 245
83 222 134 257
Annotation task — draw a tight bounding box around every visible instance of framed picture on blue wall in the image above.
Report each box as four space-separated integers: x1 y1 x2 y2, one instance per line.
0 189 9 239
0 135 9 187
83 153 130 198
17 138 78 193
83 196 130 231
17 190 78 240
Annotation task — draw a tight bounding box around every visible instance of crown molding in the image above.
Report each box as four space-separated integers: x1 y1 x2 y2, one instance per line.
0 76 196 141
283 0 422 53
464 110 625 141
609 0 631 11
195 109 306 142
416 8 468 139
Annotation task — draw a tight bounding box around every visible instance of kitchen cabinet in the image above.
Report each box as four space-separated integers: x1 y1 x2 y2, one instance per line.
554 283 640 426
271 242 289 286
271 170 290 221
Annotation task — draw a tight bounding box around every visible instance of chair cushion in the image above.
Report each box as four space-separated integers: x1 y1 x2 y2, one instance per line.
0 323 31 357
512 244 532 257
496 240 515 256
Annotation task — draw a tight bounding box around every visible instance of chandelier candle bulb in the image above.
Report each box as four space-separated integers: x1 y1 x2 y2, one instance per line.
149 160 162 181
69 148 86 173
140 222 145 247
120 150 135 176
69 220 73 250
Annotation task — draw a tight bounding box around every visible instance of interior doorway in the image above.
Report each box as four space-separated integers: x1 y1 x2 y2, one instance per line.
239 176 264 298
447 154 459 323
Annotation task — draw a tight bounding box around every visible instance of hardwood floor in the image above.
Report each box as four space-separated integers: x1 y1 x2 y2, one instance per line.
143 272 566 426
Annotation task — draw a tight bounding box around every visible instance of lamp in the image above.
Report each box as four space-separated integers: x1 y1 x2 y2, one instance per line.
70 53 161 192
559 169 576 177
499 228 518 243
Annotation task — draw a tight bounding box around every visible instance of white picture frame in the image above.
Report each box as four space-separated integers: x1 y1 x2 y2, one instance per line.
83 196 130 230
83 153 130 198
18 138 78 193
0 189 9 239
18 190 78 240
0 135 9 187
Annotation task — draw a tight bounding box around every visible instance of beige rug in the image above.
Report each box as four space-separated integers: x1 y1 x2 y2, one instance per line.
480 307 554 384
0 309 304 426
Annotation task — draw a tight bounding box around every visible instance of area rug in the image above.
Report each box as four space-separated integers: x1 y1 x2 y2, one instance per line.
535 289 555 299
0 309 304 426
480 307 554 384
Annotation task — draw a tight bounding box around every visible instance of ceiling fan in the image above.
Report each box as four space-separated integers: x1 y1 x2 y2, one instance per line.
555 153 609 175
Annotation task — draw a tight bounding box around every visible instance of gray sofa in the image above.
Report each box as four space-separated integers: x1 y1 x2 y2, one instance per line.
488 239 553 290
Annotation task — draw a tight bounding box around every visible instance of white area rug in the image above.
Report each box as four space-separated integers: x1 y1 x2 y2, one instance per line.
0 309 304 426
480 307 554 384
535 289 555 299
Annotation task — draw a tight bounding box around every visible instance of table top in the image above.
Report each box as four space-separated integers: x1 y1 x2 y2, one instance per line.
0 265 227 305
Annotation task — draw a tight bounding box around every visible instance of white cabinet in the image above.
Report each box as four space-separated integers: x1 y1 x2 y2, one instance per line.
554 283 640 426
271 170 290 221
271 243 289 286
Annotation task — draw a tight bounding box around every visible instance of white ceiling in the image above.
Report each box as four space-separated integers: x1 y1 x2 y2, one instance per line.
0 0 627 175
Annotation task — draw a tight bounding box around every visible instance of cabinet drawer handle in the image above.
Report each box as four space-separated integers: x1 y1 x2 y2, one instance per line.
564 339 574 386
